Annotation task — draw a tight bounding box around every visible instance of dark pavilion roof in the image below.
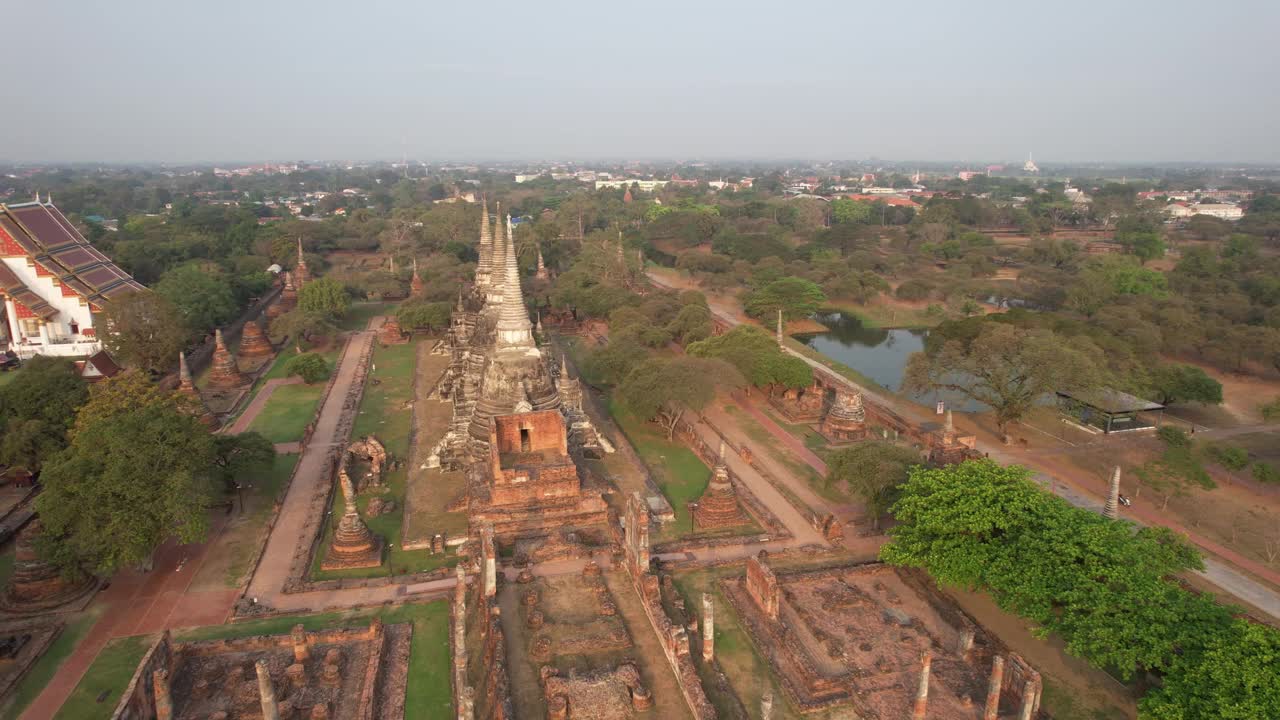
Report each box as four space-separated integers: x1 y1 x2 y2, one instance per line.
1056 388 1164 414
0 201 145 307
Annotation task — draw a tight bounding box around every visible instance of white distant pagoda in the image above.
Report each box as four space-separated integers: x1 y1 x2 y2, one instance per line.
0 197 145 359
1023 152 1040 174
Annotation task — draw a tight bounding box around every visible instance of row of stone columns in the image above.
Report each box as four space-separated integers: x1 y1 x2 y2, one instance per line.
901 651 1037 719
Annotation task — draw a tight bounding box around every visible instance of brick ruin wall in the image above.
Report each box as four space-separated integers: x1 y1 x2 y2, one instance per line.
628 571 717 720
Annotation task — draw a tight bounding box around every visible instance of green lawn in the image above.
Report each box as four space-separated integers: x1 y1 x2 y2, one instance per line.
311 341 459 580
606 398 714 539
51 634 152 720
176 602 452 718
247 383 325 443
1 611 100 720
0 372 17 389
340 301 394 332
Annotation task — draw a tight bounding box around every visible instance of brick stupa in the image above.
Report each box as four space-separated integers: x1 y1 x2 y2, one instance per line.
177 352 218 428
322 470 382 570
238 319 274 359
0 520 96 614
206 329 247 389
820 387 867 442
379 314 407 345
693 441 749 530
293 237 311 288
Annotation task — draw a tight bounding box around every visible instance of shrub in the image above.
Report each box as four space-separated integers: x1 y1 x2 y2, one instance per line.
1207 444 1250 472
1252 462 1280 485
895 279 933 301
1261 397 1280 423
284 353 330 384
1157 425 1192 449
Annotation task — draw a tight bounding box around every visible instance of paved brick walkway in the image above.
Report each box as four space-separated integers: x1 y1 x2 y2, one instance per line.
20 516 236 720
245 330 376 608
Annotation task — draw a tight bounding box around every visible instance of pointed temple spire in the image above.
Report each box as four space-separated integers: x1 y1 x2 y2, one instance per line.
293 237 310 287
495 214 534 350
484 203 506 312
178 350 195 391
476 195 493 289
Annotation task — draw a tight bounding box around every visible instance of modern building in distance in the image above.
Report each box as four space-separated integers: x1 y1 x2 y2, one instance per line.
0 199 145 359
594 179 668 192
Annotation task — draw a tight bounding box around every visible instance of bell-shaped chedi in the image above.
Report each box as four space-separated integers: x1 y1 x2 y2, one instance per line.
206 329 248 390
0 520 96 614
177 352 219 429
321 471 382 570
379 314 407 345
820 387 867 442
238 319 274 359
693 441 748 531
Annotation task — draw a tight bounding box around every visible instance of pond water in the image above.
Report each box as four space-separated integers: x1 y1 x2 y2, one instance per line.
794 312 987 413
796 312 928 394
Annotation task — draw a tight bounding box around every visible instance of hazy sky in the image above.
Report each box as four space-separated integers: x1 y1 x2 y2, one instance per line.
4 0 1278 164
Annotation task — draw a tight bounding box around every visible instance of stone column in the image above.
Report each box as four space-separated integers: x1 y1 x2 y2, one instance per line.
957 628 975 659
1019 680 1037 720
481 525 497 599
760 691 774 720
152 668 173 720
1103 466 1121 519
701 593 715 662
291 624 309 662
776 309 783 346
256 659 280 720
37 320 50 347
984 655 1005 720
912 650 931 720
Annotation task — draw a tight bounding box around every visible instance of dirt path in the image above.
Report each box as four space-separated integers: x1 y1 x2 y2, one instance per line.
20 516 237 720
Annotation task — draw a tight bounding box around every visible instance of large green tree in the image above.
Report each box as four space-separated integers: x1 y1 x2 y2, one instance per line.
297 277 351 318
826 442 921 529
618 356 744 438
904 323 1101 440
1145 364 1223 406
155 262 239 338
98 291 189 373
744 277 826 322
36 403 219 575
687 325 812 390
0 357 88 474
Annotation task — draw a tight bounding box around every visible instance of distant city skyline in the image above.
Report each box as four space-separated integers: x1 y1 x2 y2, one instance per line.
3 0 1278 164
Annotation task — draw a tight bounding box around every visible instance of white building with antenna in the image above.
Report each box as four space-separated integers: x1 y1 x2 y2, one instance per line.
1023 153 1040 174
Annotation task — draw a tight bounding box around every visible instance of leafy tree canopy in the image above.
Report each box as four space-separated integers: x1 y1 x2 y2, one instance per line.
297 277 351 318
827 441 921 529
618 356 744 438
687 325 813 389
0 357 88 473
99 291 189 373
744 276 826 322
284 352 330 384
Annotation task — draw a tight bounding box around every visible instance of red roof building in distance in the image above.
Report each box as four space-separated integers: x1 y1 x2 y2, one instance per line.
845 194 919 208
0 197 146 360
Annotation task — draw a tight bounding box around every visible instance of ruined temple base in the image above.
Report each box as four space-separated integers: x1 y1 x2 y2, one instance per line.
723 562 1040 718
766 395 825 424
815 422 868 447
320 538 384 571
0 578 100 618
0 620 63 700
